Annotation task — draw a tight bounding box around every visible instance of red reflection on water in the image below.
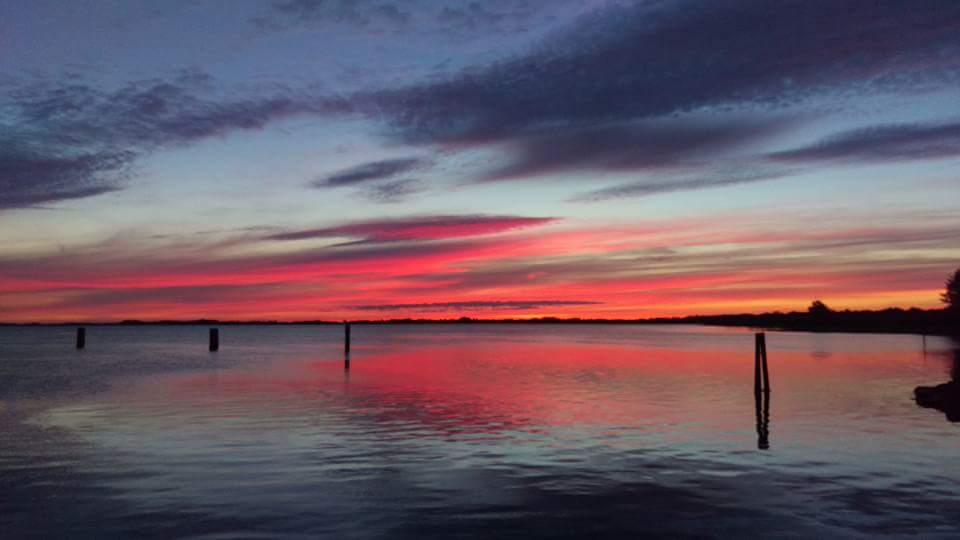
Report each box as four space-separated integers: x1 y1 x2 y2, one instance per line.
73 333 947 450
146 341 866 437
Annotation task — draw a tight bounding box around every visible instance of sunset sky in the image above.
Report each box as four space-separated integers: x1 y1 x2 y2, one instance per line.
2 0 959 322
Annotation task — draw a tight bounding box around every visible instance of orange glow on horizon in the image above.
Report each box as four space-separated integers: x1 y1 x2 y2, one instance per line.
0 218 955 322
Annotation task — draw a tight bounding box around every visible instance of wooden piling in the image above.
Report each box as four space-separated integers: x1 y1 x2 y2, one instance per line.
343 322 351 370
759 332 770 394
754 332 770 394
209 328 219 352
76 327 86 349
754 333 762 394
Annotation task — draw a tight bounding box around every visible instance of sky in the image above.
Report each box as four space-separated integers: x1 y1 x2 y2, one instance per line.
1 0 959 322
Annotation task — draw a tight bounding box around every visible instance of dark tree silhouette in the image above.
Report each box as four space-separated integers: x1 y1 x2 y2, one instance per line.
808 300 832 315
943 267 960 312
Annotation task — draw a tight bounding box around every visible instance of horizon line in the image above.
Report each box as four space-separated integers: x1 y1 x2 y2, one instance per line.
0 305 948 326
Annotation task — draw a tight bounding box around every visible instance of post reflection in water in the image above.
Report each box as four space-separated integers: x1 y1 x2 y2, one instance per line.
755 388 770 450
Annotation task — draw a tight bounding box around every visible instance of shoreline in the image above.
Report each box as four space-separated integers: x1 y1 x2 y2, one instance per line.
2 308 956 336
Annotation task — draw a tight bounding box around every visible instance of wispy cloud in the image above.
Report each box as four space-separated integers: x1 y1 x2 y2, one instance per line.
572 168 794 202
479 119 790 182
349 300 601 311
0 148 129 209
251 0 567 38
771 121 960 163
267 214 557 242
360 178 424 203
310 157 423 187
0 72 339 210
251 0 410 31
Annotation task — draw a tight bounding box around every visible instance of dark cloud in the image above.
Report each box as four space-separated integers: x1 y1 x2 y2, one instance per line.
253 0 560 36
360 178 424 203
350 300 601 311
11 76 331 148
436 2 515 30
9 1 960 211
1 73 338 210
252 0 410 30
325 0 960 197
572 168 794 202
0 148 129 209
311 157 422 187
771 121 960 163
481 119 789 181
267 214 557 242
434 1 546 35
367 0 960 146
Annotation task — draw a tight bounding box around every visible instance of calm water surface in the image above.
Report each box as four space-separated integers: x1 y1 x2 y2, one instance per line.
1 324 958 538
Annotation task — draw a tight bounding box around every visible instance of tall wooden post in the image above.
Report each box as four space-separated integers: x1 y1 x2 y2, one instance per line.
76 327 86 349
209 328 219 352
755 332 770 394
759 332 770 394
754 333 762 394
344 322 351 370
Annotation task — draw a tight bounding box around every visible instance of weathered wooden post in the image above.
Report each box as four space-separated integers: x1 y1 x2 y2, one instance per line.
76 327 86 349
754 332 770 394
760 332 770 393
344 322 351 370
209 328 219 352
754 332 762 394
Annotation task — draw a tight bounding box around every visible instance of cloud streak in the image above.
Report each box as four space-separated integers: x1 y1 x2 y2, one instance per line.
1 73 339 210
573 168 794 202
267 214 557 242
252 0 410 31
0 148 129 209
311 157 423 187
771 121 960 163
360 178 424 203
349 300 602 311
480 119 789 181
252 0 571 38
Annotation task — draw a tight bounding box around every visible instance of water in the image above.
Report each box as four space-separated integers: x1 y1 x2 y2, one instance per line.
1 324 958 538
